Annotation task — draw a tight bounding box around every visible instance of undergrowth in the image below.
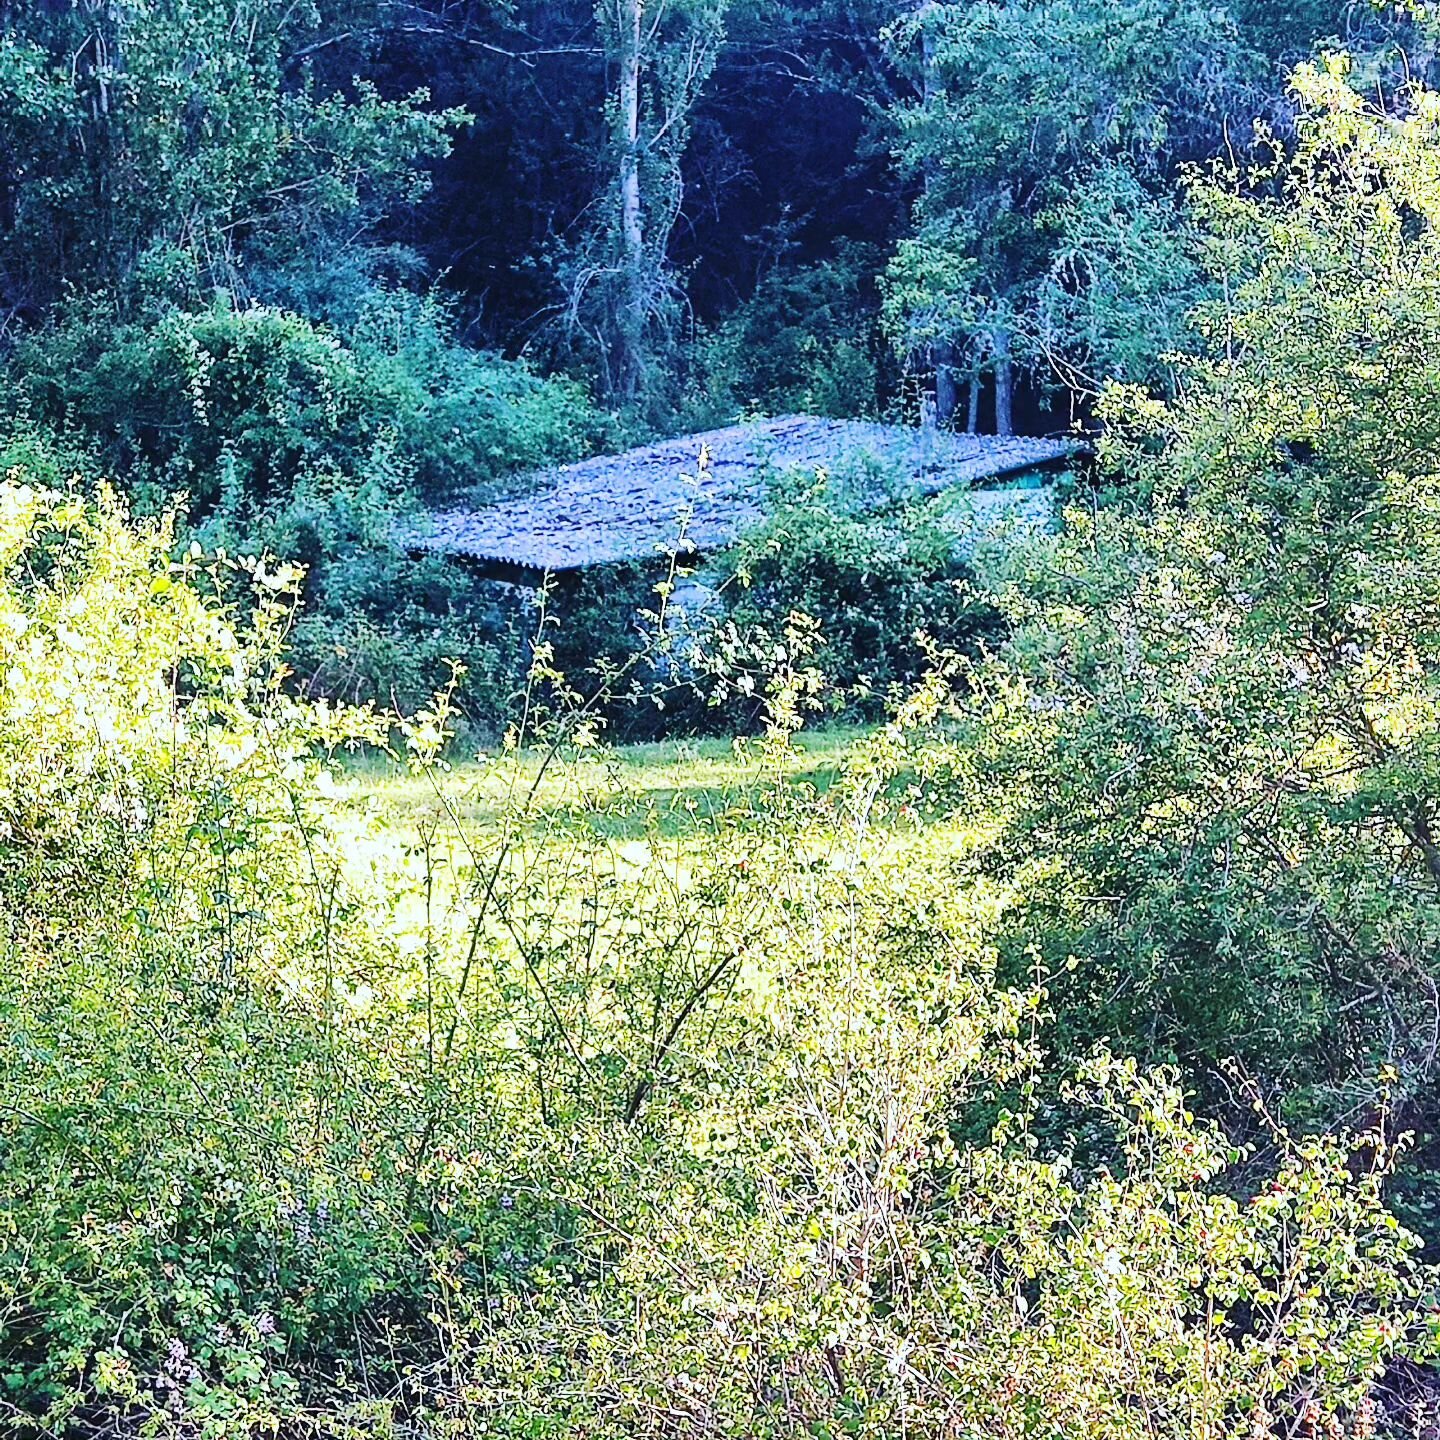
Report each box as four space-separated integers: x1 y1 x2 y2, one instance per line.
0 472 1432 1437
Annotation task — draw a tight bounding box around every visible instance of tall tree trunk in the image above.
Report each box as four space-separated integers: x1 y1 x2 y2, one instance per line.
918 2 956 422
589 0 725 407
615 0 646 402
993 328 1014 436
965 374 980 434
934 341 958 426
84 0 122 284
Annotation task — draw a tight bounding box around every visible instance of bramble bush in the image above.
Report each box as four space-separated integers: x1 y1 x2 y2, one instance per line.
0 469 1433 1437
711 457 993 719
5 288 607 516
511 455 997 740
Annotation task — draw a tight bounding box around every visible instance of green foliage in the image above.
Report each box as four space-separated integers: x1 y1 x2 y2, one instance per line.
11 12 1440 1430
713 460 992 718
201 458 534 720
884 0 1254 398
9 291 602 512
0 485 1428 1432
0 0 463 314
0 474 398 1429
946 61 1440 1121
0 2 613 724
881 0 1415 409
348 292 608 500
688 253 883 422
484 1052 1430 1439
1033 162 1211 394
551 0 731 417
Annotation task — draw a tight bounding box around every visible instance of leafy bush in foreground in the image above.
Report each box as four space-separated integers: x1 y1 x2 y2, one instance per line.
0 473 1431 1437
940 63 1440 1132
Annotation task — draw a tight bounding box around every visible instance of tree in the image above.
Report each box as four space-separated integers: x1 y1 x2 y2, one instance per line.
1031 161 1213 397
883 0 1259 432
961 58 1440 1123
561 0 731 411
880 0 1418 431
0 0 461 323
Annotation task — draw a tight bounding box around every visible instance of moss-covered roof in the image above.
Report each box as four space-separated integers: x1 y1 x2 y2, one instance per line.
411 415 1079 572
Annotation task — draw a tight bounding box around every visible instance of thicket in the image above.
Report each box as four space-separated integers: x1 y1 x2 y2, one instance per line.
960 61 1440 1126
0 473 1432 1437
355 0 1411 426
711 458 994 718
0 1 609 719
1 290 603 712
685 253 885 425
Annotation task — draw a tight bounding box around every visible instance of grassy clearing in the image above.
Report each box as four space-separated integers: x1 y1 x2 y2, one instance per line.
328 724 885 961
333 724 864 852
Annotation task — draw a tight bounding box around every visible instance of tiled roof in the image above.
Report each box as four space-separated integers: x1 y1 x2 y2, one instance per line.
410 415 1079 571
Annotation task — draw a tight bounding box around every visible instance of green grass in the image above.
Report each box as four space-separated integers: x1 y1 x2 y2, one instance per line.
334 725 865 849
327 727 878 956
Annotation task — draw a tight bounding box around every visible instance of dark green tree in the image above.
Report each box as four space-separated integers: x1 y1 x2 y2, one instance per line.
0 0 460 321
882 0 1414 430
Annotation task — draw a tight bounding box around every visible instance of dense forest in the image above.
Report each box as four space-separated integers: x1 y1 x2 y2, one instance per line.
8 1 1440 1436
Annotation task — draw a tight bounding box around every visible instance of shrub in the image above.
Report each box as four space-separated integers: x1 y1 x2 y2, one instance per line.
0 291 607 718
687 251 884 424
711 457 993 718
935 63 1440 1131
0 474 397 1429
7 290 605 512
347 290 609 501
